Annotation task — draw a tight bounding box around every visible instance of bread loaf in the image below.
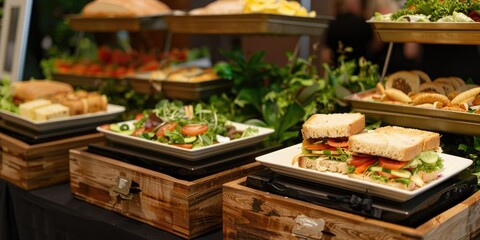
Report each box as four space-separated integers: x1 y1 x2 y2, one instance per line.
82 0 171 17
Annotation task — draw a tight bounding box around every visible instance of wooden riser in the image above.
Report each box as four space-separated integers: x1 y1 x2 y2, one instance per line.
0 132 104 190
223 178 480 240
69 148 263 239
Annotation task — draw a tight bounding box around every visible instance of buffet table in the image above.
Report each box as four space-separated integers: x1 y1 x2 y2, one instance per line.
0 179 221 240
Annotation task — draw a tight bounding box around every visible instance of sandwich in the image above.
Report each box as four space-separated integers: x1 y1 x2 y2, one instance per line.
348 126 443 191
296 113 365 174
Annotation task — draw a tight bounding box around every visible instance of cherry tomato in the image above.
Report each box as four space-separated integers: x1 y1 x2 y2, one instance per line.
172 144 193 149
354 160 376 174
377 171 399 179
379 157 408 170
131 127 145 137
327 138 349 148
303 144 336 151
349 155 376 167
156 122 178 137
181 124 208 136
134 113 145 121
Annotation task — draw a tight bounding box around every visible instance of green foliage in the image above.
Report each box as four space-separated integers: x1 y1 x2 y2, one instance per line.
458 136 480 183
0 78 18 113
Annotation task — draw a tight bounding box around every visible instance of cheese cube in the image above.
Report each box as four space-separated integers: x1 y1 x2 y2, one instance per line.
34 104 70 121
19 99 52 120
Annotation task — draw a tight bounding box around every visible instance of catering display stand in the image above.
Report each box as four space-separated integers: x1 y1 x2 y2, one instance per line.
0 132 104 190
223 177 480 240
69 142 276 239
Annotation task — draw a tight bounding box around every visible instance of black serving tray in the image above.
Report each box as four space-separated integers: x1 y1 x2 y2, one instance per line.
247 169 477 227
87 141 280 181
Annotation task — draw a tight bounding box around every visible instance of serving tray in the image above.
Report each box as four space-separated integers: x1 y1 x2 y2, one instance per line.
165 13 332 35
344 89 480 135
368 21 480 44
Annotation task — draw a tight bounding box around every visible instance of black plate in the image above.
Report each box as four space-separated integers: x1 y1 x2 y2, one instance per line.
0 120 98 144
87 141 281 181
247 169 476 227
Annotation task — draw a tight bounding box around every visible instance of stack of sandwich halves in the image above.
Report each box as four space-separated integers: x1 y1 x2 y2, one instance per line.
297 113 443 191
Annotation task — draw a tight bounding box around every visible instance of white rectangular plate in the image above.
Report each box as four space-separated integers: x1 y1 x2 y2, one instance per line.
0 104 125 132
97 121 275 161
256 144 473 202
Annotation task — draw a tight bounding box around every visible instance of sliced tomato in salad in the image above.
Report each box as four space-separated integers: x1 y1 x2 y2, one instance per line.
131 127 145 137
303 143 336 151
181 124 208 136
349 155 376 167
354 159 376 174
378 157 408 170
99 123 110 130
326 138 349 148
134 113 145 121
172 143 193 149
156 122 178 137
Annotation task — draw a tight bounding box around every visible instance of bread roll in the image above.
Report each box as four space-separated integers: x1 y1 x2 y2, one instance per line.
82 0 171 17
12 80 74 102
385 71 420 94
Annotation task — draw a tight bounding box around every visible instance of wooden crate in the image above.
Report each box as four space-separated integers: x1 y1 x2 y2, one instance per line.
223 178 480 240
69 148 264 239
0 132 104 190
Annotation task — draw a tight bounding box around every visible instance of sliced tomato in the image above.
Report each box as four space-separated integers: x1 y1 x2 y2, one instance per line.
131 127 145 136
181 124 208 136
349 155 376 167
156 122 178 137
303 144 336 151
172 143 193 149
379 157 408 170
134 113 145 121
327 138 349 148
377 171 399 179
99 124 110 130
354 160 376 174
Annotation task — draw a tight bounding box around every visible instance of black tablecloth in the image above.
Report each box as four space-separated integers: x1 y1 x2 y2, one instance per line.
0 179 221 240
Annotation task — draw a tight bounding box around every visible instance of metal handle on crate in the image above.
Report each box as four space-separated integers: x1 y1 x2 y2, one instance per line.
110 176 141 201
292 215 326 240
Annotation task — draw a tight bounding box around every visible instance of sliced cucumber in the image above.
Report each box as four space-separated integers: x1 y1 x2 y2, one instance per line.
417 151 439 164
311 150 340 155
109 123 121 132
390 169 412 178
369 166 383 172
184 136 197 143
120 123 130 131
119 129 134 135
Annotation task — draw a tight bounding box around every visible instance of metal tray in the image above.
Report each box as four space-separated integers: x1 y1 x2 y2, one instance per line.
345 89 480 135
368 21 480 44
165 13 332 35
66 14 170 32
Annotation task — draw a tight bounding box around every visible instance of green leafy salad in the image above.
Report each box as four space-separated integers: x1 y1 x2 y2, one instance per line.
371 0 480 22
103 100 259 149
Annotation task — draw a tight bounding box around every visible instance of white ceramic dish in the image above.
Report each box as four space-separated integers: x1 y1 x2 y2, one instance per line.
0 104 125 132
97 120 275 161
256 144 473 202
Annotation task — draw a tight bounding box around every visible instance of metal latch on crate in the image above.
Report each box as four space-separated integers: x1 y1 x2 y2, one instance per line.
110 176 141 200
292 215 325 240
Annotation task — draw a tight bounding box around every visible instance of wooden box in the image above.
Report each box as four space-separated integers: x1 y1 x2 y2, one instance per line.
69 148 264 239
0 132 104 190
223 178 480 240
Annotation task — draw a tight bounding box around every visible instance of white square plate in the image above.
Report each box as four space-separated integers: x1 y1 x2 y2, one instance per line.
0 104 125 132
97 120 275 161
256 143 473 202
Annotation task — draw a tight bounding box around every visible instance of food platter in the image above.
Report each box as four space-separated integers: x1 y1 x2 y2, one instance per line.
97 120 275 161
0 104 125 133
344 89 480 136
368 21 480 44
66 14 171 32
256 144 472 202
164 13 332 35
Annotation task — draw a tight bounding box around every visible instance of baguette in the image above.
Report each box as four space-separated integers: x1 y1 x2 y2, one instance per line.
12 80 73 102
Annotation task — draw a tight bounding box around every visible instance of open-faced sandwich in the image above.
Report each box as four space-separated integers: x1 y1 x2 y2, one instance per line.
296 113 365 174
348 126 443 191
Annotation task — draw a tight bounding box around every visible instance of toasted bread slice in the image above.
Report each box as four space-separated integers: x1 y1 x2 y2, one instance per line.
349 132 423 161
375 126 440 151
301 113 365 139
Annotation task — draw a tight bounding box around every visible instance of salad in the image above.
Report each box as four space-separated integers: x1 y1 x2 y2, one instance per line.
102 100 259 149
370 0 480 22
